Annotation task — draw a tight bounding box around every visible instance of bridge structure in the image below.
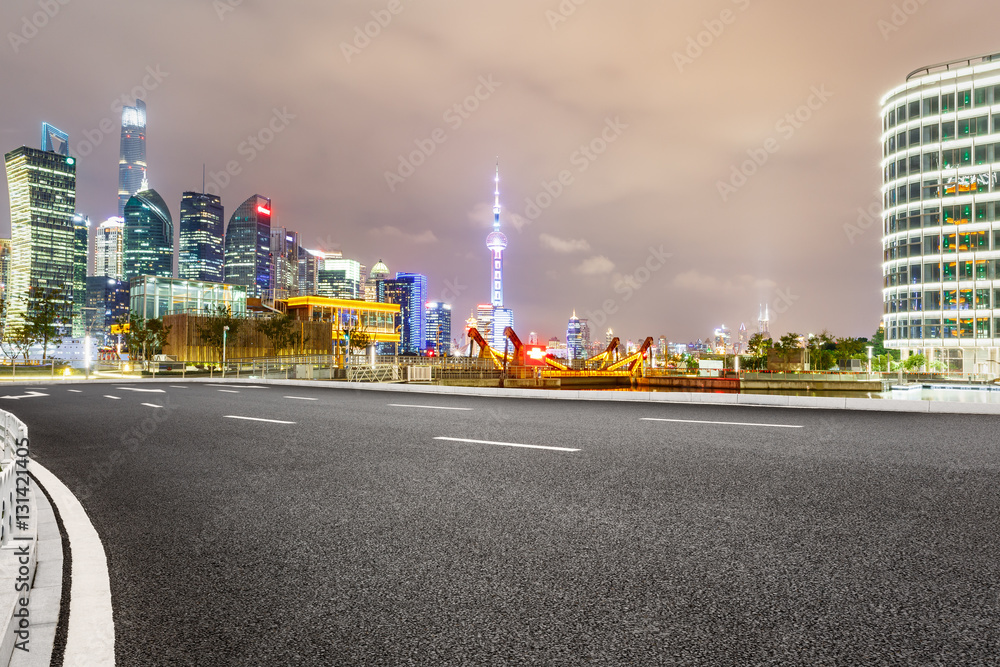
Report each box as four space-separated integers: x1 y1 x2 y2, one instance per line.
467 327 654 382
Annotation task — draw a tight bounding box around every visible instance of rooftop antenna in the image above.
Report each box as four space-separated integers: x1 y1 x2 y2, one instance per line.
202 164 206 193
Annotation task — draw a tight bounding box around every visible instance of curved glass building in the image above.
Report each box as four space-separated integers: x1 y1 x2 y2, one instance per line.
118 101 147 218
223 194 272 297
881 53 1000 375
123 188 174 281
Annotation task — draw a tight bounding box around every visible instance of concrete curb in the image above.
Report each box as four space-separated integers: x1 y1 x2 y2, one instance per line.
8 376 1000 416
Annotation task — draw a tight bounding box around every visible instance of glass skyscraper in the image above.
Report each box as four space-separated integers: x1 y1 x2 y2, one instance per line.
567 311 584 361
426 301 452 355
118 101 147 218
317 256 361 300
72 215 89 337
881 53 1000 374
4 138 77 338
123 187 174 281
224 194 271 297
95 217 125 281
379 273 427 355
179 191 224 282
269 227 299 298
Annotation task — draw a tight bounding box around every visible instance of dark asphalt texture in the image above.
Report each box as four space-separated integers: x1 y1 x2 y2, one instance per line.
7 381 1000 666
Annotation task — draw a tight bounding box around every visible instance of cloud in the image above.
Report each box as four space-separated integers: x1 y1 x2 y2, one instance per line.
574 255 615 275
368 226 438 244
539 233 591 253
671 270 776 294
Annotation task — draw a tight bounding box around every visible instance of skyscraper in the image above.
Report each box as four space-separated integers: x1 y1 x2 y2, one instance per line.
298 247 320 296
269 227 299 298
426 301 452 355
0 238 10 306
4 132 77 338
317 255 361 300
118 101 147 218
379 273 427 355
124 185 174 281
95 217 125 281
881 53 1000 374
366 259 390 302
179 191 224 283
486 162 514 349
567 311 584 361
224 194 271 297
72 215 89 336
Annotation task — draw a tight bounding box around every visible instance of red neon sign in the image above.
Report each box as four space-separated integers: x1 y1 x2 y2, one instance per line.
257 205 271 216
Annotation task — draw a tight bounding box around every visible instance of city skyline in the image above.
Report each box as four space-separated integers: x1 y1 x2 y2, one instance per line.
4 2 1000 343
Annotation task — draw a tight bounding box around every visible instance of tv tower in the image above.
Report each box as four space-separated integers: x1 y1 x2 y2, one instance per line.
486 160 513 348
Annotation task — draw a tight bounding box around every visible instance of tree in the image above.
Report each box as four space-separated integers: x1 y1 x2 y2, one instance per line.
197 305 243 364
806 331 837 371
25 288 65 360
259 314 297 354
344 323 373 355
871 326 900 361
145 318 172 357
123 313 150 363
2 325 35 363
835 336 867 359
683 354 699 373
903 353 926 371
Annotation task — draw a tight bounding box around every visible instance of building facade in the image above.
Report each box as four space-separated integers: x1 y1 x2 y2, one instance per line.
130 276 247 320
379 273 427 355
317 256 361 300
179 191 224 283
881 53 1000 374
269 227 299 299
0 238 10 307
86 276 129 340
223 194 271 297
426 301 452 355
123 187 174 281
4 140 77 337
567 312 584 361
72 215 89 336
95 217 125 281
118 101 147 218
366 259 390 302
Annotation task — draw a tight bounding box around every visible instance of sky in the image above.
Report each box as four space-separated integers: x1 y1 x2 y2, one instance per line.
2 0 999 344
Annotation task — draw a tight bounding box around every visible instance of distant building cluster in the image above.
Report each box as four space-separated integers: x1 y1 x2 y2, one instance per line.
1 104 454 357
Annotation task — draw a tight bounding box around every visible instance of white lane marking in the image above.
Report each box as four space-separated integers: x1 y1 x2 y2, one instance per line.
389 404 473 411
31 461 115 667
116 387 165 393
0 390 49 400
284 396 318 401
68 389 83 393
141 403 162 408
224 415 296 424
434 436 579 452
103 395 121 400
206 384 267 389
218 389 240 393
641 417 803 429
169 385 189 389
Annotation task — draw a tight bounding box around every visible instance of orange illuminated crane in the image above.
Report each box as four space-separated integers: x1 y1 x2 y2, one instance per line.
606 337 654 375
585 337 620 370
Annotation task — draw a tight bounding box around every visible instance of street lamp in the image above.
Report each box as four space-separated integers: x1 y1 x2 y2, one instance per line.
866 345 874 378
223 325 230 377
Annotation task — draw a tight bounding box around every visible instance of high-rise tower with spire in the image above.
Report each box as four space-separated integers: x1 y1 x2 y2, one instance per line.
486 161 513 349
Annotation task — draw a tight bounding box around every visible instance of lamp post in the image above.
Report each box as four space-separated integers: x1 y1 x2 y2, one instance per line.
866 345 874 379
222 325 230 378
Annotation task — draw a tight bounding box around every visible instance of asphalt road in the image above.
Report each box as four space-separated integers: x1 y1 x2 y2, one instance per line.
6 382 1000 665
